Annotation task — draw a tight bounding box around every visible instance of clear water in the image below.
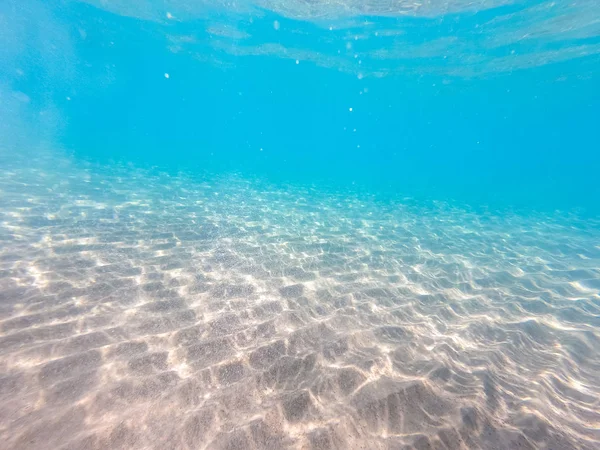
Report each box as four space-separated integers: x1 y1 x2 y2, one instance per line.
1 1 600 449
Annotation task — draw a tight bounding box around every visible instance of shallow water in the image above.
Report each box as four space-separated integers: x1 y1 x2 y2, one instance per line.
1 154 599 449
1 0 600 449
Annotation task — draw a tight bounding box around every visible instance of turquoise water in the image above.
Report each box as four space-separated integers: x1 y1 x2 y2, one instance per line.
1 1 600 449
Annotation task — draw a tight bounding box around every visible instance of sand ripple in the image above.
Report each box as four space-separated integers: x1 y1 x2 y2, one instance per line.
1 154 599 449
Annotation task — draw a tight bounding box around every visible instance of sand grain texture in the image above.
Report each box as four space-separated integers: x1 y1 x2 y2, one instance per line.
0 154 599 449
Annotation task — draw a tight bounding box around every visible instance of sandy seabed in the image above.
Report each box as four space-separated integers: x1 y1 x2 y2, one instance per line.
1 154 599 449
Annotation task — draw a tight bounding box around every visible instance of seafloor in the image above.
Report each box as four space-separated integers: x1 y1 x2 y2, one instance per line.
1 154 599 449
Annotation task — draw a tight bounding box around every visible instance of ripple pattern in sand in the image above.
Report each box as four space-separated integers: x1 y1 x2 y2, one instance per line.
1 156 599 449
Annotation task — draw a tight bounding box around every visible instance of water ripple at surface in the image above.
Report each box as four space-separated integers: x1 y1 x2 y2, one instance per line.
72 0 600 77
0 154 599 449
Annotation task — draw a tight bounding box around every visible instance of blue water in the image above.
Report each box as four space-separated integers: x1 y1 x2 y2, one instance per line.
1 1 600 449
4 0 600 213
